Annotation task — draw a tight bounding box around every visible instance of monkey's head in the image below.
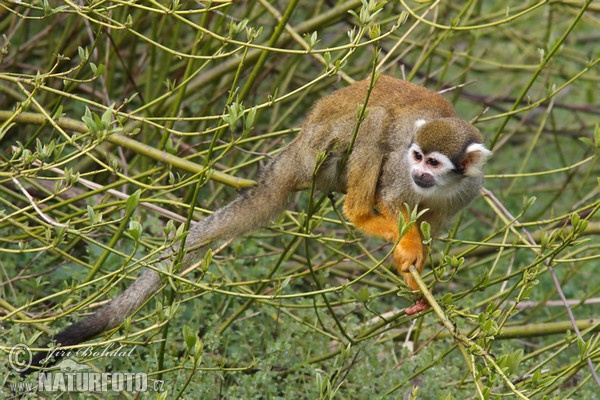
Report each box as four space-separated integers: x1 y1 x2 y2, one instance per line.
408 117 492 197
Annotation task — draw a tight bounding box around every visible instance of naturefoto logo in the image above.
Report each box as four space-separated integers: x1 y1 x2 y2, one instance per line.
8 343 32 373
8 343 165 394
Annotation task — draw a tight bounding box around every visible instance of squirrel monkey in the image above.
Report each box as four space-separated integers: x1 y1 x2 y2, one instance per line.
25 75 491 373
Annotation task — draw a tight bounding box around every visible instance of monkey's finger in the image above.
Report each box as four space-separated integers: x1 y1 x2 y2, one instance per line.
401 271 420 292
405 298 430 315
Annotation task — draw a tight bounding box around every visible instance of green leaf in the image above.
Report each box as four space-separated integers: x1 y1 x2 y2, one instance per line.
101 104 114 128
577 337 590 359
125 190 141 216
244 106 257 132
87 205 95 223
420 221 431 243
183 325 197 350
358 286 370 303
81 106 98 133
128 219 142 241
506 349 523 375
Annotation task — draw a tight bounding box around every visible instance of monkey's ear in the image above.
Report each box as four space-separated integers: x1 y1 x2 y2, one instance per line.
461 143 492 177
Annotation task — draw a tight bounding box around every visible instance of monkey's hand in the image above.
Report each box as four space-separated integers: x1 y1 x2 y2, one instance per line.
393 230 425 274
393 222 430 315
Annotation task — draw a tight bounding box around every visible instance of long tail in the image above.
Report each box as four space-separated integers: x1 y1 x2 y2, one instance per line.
24 152 303 375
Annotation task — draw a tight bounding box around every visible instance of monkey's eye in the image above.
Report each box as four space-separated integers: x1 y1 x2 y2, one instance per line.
427 158 439 167
413 151 422 161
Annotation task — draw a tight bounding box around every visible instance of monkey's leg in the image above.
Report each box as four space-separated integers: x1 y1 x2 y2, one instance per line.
389 207 430 315
342 146 399 242
344 207 400 242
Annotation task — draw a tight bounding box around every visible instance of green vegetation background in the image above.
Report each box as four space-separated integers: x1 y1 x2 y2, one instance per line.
1 1 599 399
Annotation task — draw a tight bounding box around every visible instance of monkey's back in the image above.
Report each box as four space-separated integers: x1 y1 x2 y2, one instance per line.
305 75 456 126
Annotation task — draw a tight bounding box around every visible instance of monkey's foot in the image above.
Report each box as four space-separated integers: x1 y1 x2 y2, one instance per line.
405 298 430 315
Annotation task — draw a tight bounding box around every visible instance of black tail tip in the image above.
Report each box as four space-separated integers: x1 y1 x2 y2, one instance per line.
17 347 62 377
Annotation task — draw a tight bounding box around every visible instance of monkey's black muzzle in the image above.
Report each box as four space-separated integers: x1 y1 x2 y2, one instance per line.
412 172 435 188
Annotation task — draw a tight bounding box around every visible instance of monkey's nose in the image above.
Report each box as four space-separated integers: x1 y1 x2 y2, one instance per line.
413 173 435 188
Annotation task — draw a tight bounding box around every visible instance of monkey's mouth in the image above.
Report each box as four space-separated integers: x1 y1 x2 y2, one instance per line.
413 175 435 189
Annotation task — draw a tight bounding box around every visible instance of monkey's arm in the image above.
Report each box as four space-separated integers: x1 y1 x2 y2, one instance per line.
348 199 430 315
392 206 430 315
391 207 427 288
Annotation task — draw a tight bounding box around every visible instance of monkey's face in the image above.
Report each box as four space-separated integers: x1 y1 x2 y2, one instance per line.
407 118 492 199
407 142 462 196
